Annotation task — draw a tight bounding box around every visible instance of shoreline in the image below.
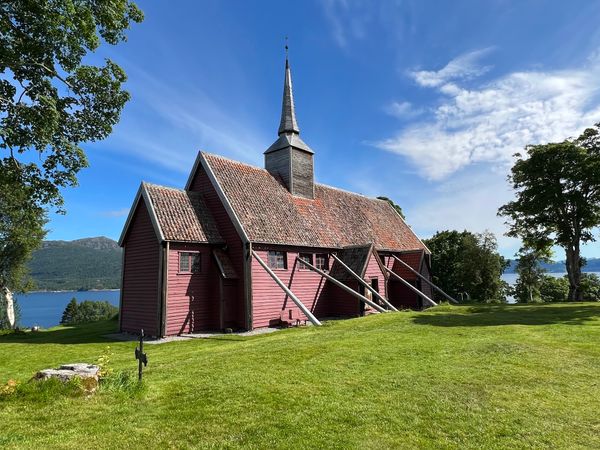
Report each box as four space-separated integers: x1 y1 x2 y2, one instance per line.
17 288 120 294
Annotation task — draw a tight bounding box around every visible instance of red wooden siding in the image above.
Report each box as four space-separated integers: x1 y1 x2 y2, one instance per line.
381 251 428 310
120 199 160 336
165 243 219 335
188 165 246 328
251 247 331 328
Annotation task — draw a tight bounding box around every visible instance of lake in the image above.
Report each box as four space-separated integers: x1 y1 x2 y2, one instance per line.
15 290 120 328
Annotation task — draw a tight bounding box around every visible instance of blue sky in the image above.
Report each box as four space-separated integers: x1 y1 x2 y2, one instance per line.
48 0 600 259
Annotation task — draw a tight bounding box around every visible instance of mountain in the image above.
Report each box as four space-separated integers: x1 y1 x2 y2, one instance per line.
505 258 600 273
28 237 122 291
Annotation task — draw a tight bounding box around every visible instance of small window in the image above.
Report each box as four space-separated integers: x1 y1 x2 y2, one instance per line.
315 254 329 271
299 253 313 269
179 252 201 273
267 251 287 270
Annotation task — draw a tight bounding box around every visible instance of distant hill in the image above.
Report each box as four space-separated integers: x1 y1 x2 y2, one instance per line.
505 258 600 273
28 237 122 291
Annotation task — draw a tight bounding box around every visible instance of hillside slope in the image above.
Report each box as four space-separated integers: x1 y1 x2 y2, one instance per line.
28 237 121 291
0 304 599 448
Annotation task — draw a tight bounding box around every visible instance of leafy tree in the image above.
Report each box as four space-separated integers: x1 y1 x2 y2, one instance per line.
60 299 117 324
424 230 509 303
539 276 569 302
377 196 405 219
580 273 600 302
0 1 143 298
513 247 551 303
61 298 78 324
499 125 600 301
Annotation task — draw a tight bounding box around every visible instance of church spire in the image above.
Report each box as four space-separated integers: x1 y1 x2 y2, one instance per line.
278 55 300 135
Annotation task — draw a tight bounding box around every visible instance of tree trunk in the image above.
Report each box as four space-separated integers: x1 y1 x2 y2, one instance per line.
1 286 16 329
565 245 583 301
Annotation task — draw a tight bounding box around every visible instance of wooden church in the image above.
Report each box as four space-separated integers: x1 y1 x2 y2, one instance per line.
118 57 442 337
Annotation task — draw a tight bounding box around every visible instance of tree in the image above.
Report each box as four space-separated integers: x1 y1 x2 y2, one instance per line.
513 247 551 303
61 298 78 325
377 196 405 219
424 230 509 303
0 1 143 299
539 276 569 302
499 125 600 301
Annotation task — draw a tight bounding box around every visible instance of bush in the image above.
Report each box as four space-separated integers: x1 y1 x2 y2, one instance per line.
539 276 569 302
60 298 118 325
580 273 600 301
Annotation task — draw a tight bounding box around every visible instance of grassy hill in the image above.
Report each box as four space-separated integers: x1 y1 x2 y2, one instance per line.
1 304 600 448
28 237 121 291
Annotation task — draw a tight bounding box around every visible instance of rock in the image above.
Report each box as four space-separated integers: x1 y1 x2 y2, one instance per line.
34 363 100 392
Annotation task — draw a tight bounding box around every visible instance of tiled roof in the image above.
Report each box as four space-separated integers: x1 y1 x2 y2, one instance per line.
202 153 428 252
144 183 223 243
330 245 372 283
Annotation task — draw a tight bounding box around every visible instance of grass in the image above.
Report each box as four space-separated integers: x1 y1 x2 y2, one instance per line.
1 303 600 449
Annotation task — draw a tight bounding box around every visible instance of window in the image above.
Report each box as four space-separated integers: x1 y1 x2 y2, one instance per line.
299 253 313 269
315 253 329 271
267 251 287 270
179 252 201 273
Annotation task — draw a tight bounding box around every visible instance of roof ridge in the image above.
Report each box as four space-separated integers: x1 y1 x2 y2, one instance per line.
142 181 186 193
203 152 382 202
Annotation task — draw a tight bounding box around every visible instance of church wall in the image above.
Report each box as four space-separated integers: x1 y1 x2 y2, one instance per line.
188 165 247 329
165 243 219 335
120 198 161 336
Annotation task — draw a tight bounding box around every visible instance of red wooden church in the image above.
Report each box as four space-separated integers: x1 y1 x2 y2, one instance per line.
118 58 443 337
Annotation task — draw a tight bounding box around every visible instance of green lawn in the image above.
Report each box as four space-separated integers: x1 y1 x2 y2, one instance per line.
1 303 600 449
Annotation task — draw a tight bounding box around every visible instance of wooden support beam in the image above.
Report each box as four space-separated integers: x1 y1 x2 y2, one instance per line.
252 250 322 326
296 257 387 313
330 253 398 311
391 255 458 304
382 265 438 307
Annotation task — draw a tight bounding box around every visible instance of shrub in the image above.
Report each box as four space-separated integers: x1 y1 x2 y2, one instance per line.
580 273 600 301
540 276 570 302
60 299 118 325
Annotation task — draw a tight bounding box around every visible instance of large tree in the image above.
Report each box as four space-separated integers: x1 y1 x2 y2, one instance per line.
424 230 508 303
499 125 600 301
0 1 142 325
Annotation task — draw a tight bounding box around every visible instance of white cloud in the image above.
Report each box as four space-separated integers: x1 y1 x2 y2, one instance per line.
384 100 422 119
410 48 493 88
377 50 600 180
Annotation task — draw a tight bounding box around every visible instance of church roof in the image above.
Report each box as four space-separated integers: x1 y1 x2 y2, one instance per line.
200 152 429 252
119 183 224 245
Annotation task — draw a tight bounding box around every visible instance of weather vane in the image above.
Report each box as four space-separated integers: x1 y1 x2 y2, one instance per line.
285 36 288 57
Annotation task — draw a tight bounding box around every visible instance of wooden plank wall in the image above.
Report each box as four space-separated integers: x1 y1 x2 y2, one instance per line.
188 164 246 329
120 199 160 336
165 243 218 335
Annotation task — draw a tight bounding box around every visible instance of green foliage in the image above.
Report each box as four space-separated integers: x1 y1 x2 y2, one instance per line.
0 0 143 210
513 248 551 303
580 273 600 301
60 299 117 325
424 230 509 303
0 1 141 303
0 377 86 403
61 298 78 324
499 125 600 301
539 276 570 302
28 237 121 290
377 196 405 219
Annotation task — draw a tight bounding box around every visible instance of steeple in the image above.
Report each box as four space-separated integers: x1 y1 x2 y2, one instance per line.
264 50 315 199
278 58 300 135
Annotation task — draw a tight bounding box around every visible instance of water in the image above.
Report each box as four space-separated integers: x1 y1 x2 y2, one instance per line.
15 290 120 328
